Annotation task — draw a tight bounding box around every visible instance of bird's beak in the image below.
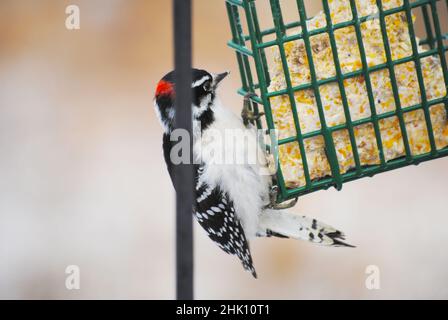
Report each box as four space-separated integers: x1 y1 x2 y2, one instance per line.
214 71 230 86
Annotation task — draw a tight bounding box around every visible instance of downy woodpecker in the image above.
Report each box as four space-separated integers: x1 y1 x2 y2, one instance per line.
154 69 353 278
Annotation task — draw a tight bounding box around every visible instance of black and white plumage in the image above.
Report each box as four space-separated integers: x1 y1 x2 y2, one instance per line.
154 69 353 278
195 170 256 277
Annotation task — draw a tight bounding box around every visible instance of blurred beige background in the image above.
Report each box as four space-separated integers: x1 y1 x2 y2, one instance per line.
0 0 447 299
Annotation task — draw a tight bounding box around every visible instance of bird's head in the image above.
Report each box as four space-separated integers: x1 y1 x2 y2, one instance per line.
154 68 229 133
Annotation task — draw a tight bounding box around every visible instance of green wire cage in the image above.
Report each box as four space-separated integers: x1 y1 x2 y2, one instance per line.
226 0 448 203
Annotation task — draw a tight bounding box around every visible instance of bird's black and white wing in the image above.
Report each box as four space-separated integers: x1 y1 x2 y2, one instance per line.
195 166 257 278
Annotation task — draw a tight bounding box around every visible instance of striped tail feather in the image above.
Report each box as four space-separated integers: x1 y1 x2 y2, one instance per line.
258 210 355 248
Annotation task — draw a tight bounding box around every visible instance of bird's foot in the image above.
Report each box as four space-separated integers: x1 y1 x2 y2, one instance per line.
241 92 264 127
264 185 298 210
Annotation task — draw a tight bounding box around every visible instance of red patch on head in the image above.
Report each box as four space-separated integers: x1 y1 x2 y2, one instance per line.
155 80 174 98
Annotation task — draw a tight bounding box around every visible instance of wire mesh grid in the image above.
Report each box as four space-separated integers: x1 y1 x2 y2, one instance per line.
226 0 448 203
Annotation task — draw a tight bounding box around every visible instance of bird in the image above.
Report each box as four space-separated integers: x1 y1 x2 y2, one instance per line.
153 68 353 278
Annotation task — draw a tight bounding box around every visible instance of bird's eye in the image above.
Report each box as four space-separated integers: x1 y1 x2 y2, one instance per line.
203 81 212 92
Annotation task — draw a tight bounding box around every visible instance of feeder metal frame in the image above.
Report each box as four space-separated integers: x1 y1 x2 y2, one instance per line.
226 0 448 203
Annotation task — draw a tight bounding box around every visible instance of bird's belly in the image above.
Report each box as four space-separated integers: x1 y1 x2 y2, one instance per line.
195 129 271 237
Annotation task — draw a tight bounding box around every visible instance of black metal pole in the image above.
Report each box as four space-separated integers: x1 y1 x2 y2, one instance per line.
173 0 194 300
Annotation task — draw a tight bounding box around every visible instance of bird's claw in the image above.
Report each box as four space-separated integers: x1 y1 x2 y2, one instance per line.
264 185 299 210
242 92 264 127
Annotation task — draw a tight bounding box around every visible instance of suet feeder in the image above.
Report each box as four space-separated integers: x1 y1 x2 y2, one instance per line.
226 0 448 203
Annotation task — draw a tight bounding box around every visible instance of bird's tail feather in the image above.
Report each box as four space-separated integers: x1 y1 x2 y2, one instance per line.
258 210 355 248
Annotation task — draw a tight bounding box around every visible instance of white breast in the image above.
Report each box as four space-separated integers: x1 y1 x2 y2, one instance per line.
194 100 271 238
